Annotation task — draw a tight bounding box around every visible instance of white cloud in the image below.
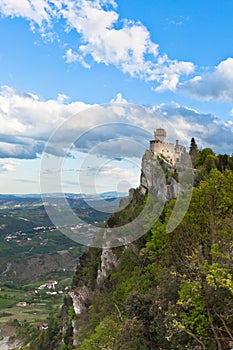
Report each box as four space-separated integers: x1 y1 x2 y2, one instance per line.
0 86 232 161
0 0 194 90
0 85 88 136
0 0 59 30
99 165 137 181
0 85 156 159
2 0 233 100
0 160 18 172
60 0 194 88
0 85 90 158
110 93 127 104
152 55 195 91
63 48 91 68
179 58 233 102
154 102 233 153
63 48 79 63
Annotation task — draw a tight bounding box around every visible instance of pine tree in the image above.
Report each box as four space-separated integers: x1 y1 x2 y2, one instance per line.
189 137 199 165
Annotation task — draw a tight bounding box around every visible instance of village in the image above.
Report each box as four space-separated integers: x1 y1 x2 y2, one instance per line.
3 221 99 244
0 276 71 332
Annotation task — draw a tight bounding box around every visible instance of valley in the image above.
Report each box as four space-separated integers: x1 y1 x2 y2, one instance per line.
0 194 122 338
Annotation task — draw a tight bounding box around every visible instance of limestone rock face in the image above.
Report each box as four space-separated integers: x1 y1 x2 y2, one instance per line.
97 247 118 284
62 147 188 348
167 176 181 199
69 286 90 315
140 150 181 202
72 319 79 348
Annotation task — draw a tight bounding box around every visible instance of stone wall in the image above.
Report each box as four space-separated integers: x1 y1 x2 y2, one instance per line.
150 129 187 165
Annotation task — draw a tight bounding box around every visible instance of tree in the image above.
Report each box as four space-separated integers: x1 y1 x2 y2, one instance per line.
189 137 199 165
195 148 215 167
166 169 233 349
80 316 119 350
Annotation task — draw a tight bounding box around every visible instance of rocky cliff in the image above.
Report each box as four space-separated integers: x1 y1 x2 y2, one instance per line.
140 150 181 201
64 149 183 346
23 150 233 350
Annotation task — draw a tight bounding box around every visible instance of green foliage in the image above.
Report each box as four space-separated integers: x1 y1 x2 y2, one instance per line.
61 344 73 350
80 316 119 350
195 147 215 167
29 151 233 349
106 188 145 228
28 312 63 350
194 151 233 186
178 281 209 338
73 164 233 349
189 137 199 165
206 262 233 292
72 248 101 290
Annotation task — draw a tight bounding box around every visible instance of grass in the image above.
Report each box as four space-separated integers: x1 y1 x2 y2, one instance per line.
0 275 70 325
0 298 15 309
0 305 53 323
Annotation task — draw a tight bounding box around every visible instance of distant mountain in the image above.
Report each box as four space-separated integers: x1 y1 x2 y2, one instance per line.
0 194 20 200
0 192 128 201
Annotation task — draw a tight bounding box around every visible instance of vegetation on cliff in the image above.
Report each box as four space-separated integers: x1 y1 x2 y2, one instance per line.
27 149 233 350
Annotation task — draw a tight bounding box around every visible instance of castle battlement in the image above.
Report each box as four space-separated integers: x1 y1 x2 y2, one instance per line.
149 128 186 165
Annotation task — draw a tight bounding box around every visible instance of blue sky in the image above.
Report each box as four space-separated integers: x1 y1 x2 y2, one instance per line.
0 0 233 194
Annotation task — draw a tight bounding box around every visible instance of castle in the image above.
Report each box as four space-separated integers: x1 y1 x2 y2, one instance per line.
149 128 186 165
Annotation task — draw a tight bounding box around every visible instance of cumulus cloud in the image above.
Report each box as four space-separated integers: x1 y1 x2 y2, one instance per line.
0 86 232 161
0 0 194 90
2 0 233 99
0 0 59 30
179 58 233 102
154 102 233 154
0 85 89 158
87 137 148 159
0 140 44 159
0 86 152 159
57 0 194 89
110 93 127 104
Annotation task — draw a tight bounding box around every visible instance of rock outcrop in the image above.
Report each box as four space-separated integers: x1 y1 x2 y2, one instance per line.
97 247 118 284
140 150 181 201
65 140 187 348
69 286 91 315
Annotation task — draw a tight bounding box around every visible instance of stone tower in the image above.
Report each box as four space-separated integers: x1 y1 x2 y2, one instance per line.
154 128 166 143
149 128 187 165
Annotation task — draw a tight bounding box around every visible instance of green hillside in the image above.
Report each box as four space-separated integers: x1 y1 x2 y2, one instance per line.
15 150 233 349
